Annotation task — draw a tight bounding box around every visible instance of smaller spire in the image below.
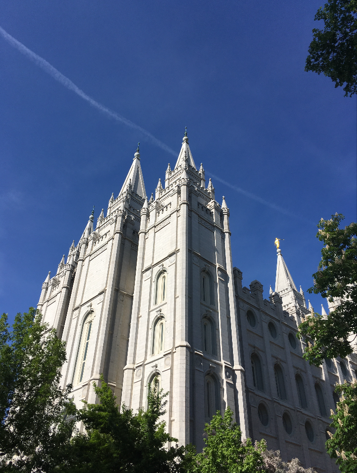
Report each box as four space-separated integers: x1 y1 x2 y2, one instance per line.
142 197 148 210
300 285 304 295
308 300 314 311
199 163 205 174
149 193 154 203
156 178 163 191
44 271 51 284
69 240 75 253
222 196 228 209
97 209 104 228
269 285 273 295
321 304 327 316
166 163 171 173
57 255 65 273
109 193 114 205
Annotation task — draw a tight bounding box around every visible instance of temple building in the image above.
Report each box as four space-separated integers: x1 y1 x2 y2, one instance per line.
37 132 357 472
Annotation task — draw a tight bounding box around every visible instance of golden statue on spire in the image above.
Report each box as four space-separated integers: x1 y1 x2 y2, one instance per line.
274 238 283 249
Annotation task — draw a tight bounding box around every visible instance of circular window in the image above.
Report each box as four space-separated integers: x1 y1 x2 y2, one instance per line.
305 421 314 442
268 322 277 339
247 311 256 327
325 358 332 368
340 360 348 377
258 403 269 426
288 333 297 349
282 412 292 435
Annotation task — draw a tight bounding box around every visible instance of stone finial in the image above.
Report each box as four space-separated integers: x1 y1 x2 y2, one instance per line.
89 206 95 222
199 163 204 175
308 300 314 313
269 285 273 295
222 196 228 210
134 142 140 160
166 163 171 173
207 178 214 191
149 193 154 203
300 285 304 295
44 271 51 284
69 240 75 252
321 304 328 316
109 193 114 205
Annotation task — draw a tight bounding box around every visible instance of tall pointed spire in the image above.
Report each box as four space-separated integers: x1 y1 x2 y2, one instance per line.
174 128 197 170
275 243 297 293
118 144 146 199
321 304 327 316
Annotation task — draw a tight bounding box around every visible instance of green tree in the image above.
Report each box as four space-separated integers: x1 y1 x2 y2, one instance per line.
326 381 357 472
305 0 357 96
298 214 357 365
0 309 76 472
63 376 186 473
186 408 266 473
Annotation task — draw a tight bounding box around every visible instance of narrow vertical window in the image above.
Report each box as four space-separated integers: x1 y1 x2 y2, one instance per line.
315 384 327 417
295 374 308 408
205 375 218 420
274 364 287 400
201 271 213 305
153 317 165 355
74 312 94 385
155 272 167 305
251 354 264 391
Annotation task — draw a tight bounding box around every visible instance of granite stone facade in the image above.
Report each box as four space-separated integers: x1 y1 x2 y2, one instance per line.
38 134 356 472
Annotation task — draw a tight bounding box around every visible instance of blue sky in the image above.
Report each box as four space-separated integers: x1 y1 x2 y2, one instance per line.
0 1 355 324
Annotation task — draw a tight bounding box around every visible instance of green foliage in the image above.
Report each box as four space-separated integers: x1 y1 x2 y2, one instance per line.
62 376 186 473
305 0 357 96
186 408 266 472
326 382 357 472
298 214 357 365
0 309 76 472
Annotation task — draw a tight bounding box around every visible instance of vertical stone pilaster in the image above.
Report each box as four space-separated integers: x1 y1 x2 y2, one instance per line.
222 205 249 439
122 202 148 407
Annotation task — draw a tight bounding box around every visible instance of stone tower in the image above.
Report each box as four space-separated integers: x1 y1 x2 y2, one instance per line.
121 131 248 448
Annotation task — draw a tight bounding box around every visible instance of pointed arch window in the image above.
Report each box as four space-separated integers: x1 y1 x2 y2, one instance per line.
315 383 327 417
251 354 264 391
152 317 165 355
202 317 216 356
202 271 213 305
205 375 219 421
274 364 287 400
149 373 161 394
74 311 94 385
155 272 166 305
295 374 308 408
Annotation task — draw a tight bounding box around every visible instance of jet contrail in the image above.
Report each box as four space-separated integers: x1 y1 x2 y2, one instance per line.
1 26 308 222
209 172 314 224
0 26 177 157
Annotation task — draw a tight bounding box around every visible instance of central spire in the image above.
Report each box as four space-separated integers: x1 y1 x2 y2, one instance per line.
174 128 197 170
275 242 297 293
118 144 146 199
